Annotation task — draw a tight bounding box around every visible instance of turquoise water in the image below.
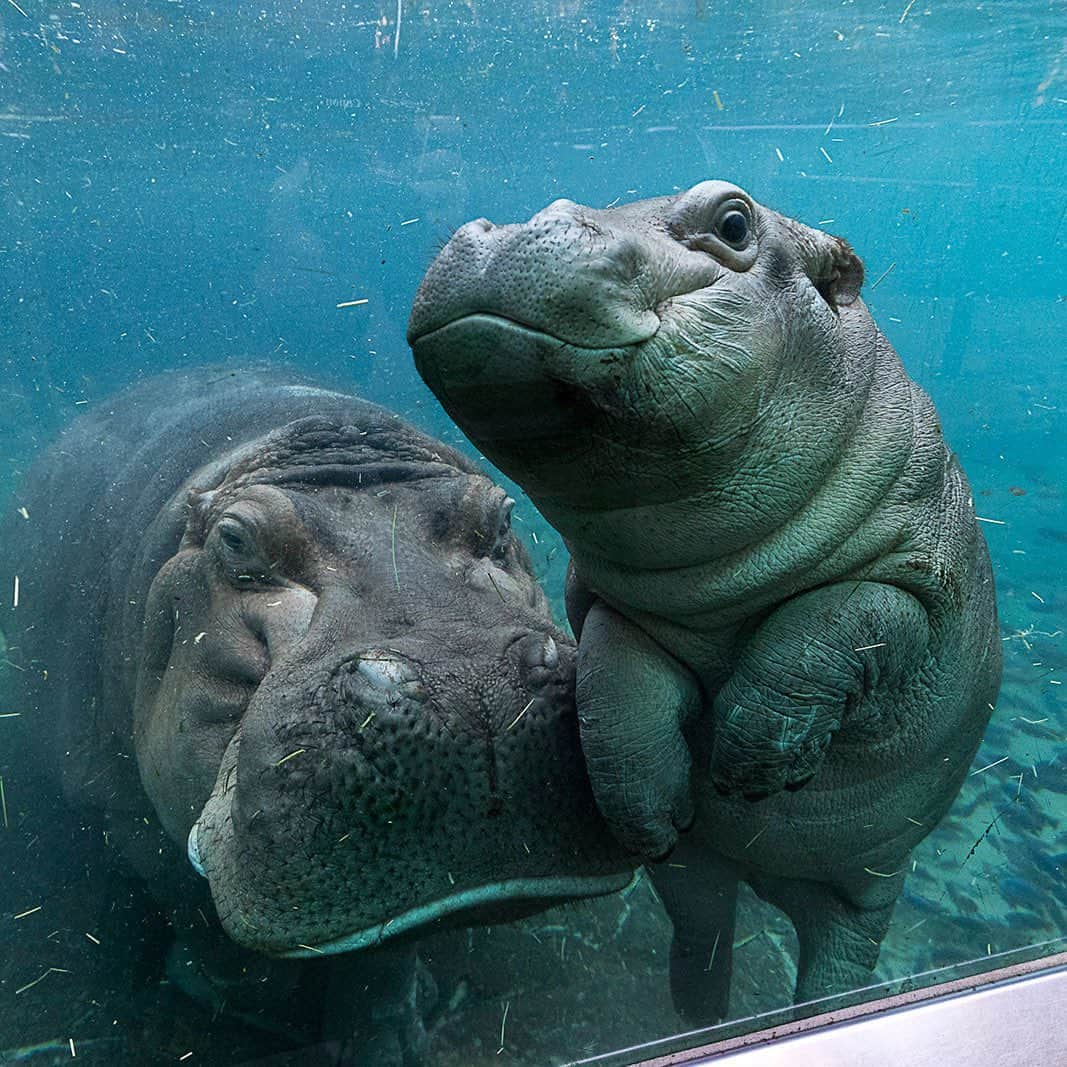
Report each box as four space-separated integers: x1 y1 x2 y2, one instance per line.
1 1 1065 1064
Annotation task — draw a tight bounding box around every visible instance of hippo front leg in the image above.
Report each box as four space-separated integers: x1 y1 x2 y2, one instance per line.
576 600 701 858
710 582 930 797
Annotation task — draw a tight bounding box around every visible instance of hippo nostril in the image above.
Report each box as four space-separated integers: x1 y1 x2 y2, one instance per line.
516 633 562 690
520 633 558 670
358 655 415 689
337 651 429 709
541 635 560 670
530 198 580 227
455 218 493 242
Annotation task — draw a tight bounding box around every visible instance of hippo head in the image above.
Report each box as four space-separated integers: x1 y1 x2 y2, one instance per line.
132 413 633 956
407 180 869 563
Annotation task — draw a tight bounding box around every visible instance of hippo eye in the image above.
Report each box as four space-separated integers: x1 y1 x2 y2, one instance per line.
214 518 270 584
218 519 253 557
717 210 749 246
668 191 757 267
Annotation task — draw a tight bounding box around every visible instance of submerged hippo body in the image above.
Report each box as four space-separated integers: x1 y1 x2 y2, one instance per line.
0 368 632 1060
409 182 1001 1016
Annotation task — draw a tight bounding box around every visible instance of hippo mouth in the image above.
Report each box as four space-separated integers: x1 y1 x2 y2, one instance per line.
275 871 637 958
187 819 634 958
186 673 639 958
410 311 661 355
409 314 658 428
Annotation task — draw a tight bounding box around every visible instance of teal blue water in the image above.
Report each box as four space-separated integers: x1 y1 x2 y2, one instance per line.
0 2 1065 1064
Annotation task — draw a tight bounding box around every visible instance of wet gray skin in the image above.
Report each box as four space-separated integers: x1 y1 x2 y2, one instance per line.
164 441 635 957
408 181 1001 1017
0 369 634 965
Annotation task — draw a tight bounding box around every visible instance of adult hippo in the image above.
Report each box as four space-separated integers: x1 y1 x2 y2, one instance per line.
0 367 633 1063
408 181 1001 1018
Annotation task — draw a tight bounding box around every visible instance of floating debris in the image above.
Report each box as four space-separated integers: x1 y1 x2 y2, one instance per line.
971 755 1010 776
870 262 897 289
744 823 768 849
497 999 510 1054
705 928 722 973
391 502 401 593
486 571 506 603
273 749 306 767
507 698 535 731
733 930 764 949
15 967 71 996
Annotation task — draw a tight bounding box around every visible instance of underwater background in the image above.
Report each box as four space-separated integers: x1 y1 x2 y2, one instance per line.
0 1 1065 1064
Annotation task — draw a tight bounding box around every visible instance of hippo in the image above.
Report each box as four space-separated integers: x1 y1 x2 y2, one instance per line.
407 180 1002 1019
0 367 633 1063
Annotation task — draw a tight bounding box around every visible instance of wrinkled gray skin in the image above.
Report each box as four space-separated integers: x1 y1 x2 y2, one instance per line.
408 181 1002 1019
0 368 633 1062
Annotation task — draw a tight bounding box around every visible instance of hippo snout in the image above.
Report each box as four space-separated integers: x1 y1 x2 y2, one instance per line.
189 621 633 956
408 203 666 353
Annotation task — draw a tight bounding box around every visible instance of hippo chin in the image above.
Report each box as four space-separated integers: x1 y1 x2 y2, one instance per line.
409 181 1001 1016
0 368 633 1053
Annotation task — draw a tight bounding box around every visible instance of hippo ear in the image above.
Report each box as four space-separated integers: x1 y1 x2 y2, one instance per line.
806 232 864 310
820 235 864 307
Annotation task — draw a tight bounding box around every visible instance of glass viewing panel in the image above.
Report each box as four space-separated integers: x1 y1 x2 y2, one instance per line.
0 2 1064 1065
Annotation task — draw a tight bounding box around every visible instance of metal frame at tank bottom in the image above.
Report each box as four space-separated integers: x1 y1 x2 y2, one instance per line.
569 943 1067 1067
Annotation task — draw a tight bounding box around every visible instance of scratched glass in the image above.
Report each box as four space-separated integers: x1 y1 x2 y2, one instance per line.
0 2 1064 1065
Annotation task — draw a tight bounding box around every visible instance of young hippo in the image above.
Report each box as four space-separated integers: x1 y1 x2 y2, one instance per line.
408 180 1001 1018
